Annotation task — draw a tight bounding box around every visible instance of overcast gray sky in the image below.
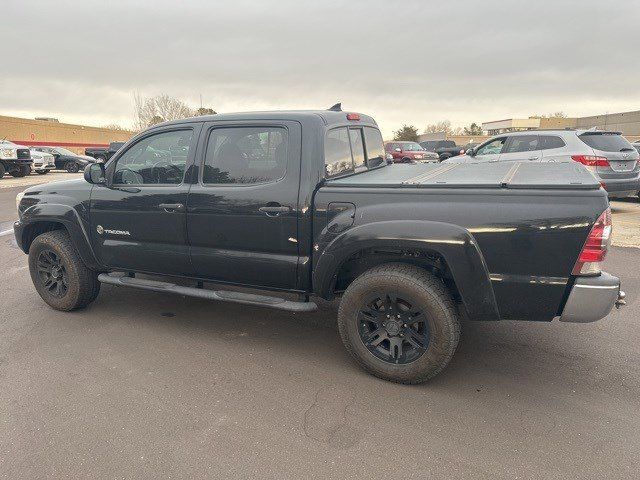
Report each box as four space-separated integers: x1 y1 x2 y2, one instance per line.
2 0 639 137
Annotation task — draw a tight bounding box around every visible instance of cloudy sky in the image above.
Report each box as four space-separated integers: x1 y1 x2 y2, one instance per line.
2 0 639 137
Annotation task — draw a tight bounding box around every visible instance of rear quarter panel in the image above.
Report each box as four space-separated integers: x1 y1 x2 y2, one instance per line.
313 186 609 321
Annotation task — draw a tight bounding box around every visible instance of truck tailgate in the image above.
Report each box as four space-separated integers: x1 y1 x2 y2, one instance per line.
326 162 601 190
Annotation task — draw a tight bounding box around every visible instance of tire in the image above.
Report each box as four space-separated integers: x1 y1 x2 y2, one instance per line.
10 165 31 177
65 161 80 173
401 157 412 163
337 263 460 384
28 230 100 311
36 170 49 175
440 154 451 161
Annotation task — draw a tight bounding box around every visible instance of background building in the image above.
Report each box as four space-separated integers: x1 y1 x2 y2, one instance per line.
0 115 134 154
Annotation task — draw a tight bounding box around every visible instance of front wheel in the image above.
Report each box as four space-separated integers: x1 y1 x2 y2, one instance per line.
337 264 460 384
28 230 100 311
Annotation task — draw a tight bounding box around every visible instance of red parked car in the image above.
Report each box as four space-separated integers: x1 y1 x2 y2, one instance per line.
385 141 440 163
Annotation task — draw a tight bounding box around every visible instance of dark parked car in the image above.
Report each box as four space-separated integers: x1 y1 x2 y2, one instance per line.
85 142 125 162
384 141 439 163
419 140 466 160
14 108 625 384
31 146 97 173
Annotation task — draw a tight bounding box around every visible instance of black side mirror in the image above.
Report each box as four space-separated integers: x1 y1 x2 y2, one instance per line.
467 148 476 157
84 163 105 184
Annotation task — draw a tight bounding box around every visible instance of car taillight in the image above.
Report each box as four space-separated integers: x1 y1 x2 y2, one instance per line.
571 155 609 167
572 207 612 276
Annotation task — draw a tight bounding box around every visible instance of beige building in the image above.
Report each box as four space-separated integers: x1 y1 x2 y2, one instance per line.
0 115 134 154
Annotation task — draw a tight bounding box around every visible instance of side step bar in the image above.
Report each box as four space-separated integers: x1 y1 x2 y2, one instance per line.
98 273 318 312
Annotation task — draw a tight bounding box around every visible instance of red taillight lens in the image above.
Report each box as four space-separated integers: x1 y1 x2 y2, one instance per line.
571 155 609 167
346 113 360 121
572 207 612 275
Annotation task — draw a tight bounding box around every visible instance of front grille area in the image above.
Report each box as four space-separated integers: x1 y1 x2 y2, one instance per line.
17 148 30 159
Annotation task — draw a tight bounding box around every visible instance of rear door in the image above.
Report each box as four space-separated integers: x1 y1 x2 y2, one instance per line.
579 132 640 179
186 120 301 289
500 134 542 162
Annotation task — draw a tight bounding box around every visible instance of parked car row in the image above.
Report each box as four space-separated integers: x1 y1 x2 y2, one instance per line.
0 140 126 179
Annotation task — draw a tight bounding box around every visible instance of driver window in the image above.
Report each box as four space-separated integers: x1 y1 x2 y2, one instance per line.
475 137 506 156
113 130 192 185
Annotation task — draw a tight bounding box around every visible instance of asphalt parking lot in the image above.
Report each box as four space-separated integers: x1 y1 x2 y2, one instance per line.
1 175 639 478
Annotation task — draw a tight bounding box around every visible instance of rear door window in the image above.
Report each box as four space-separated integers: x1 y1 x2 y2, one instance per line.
579 133 635 152
539 135 566 150
504 135 540 153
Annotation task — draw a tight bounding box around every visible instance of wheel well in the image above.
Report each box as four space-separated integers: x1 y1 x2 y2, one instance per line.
333 247 461 301
21 221 66 252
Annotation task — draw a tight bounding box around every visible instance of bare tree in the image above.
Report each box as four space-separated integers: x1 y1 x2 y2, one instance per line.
424 120 453 135
102 123 127 131
133 93 195 130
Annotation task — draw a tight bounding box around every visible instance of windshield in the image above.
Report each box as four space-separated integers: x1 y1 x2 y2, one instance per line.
579 133 635 153
403 143 424 151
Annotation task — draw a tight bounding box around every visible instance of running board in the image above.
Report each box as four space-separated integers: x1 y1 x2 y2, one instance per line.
97 273 317 312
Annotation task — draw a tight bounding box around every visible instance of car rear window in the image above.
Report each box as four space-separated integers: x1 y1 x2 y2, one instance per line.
578 133 635 152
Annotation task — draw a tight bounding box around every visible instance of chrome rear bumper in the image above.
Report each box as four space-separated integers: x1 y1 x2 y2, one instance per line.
560 272 623 323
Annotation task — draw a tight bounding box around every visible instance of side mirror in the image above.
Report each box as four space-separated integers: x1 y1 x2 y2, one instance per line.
394 147 402 152
84 163 105 184
467 148 476 157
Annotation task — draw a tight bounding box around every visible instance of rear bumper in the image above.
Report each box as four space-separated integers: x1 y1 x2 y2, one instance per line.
600 177 640 197
560 272 623 323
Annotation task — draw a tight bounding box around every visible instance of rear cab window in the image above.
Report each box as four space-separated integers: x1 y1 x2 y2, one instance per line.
325 125 387 178
579 133 635 153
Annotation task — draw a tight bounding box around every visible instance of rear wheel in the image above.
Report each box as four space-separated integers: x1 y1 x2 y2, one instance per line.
65 161 80 173
10 165 31 177
337 264 460 384
28 230 100 311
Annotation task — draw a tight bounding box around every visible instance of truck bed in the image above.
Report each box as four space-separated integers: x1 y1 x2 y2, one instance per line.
326 161 601 190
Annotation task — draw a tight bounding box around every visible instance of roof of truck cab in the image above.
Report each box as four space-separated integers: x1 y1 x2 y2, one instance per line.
154 110 378 128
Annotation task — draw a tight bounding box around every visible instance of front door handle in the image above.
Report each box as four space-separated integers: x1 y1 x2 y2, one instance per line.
259 205 291 216
159 203 185 213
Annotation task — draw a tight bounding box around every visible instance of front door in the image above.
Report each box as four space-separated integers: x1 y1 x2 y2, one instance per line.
89 126 200 276
473 136 508 162
186 121 301 290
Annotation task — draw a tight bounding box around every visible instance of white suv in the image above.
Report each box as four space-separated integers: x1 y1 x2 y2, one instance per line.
446 130 640 198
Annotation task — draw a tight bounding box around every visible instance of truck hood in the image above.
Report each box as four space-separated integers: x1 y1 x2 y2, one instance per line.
326 162 601 190
23 178 90 196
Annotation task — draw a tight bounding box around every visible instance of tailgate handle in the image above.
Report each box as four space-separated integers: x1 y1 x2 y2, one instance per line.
159 203 185 213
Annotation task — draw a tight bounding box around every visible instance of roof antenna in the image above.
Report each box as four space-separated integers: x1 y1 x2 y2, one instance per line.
328 103 342 112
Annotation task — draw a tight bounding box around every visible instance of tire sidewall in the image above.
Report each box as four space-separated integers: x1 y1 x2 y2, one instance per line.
29 233 84 311
338 267 458 383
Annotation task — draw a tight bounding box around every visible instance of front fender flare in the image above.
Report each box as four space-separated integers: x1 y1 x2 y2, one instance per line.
313 220 500 321
17 202 101 270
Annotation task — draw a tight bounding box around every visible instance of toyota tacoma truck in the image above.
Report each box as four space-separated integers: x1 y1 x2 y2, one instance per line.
13 108 625 384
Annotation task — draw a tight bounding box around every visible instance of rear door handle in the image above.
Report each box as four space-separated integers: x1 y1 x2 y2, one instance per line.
259 205 291 216
159 203 185 213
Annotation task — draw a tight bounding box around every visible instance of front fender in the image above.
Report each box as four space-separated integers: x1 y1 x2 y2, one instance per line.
313 220 500 321
17 201 101 270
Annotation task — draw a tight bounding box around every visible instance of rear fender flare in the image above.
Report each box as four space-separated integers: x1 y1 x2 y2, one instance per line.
313 220 500 321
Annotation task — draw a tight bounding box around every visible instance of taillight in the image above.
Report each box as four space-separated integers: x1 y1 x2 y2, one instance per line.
571 155 609 167
572 207 612 276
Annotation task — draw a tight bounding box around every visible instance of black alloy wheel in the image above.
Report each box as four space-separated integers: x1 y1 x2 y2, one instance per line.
358 293 430 364
35 249 69 298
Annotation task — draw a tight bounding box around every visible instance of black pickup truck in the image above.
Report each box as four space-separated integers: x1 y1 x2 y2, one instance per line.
419 140 466 161
85 141 125 162
14 109 625 384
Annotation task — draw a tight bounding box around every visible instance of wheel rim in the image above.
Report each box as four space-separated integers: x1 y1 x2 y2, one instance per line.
68 163 79 173
36 250 68 298
357 292 430 364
